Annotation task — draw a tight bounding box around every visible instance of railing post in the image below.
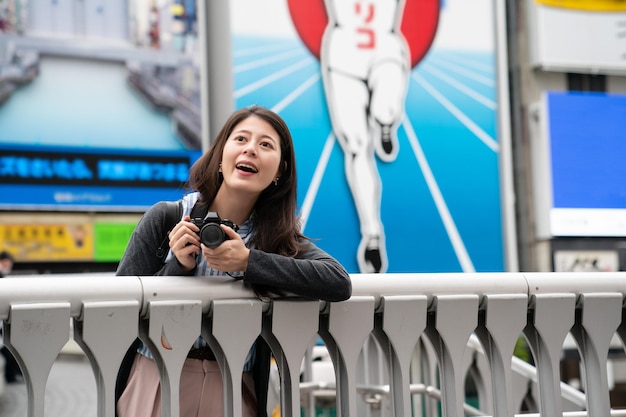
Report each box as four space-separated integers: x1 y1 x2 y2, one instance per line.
373 295 427 417
475 294 527 417
141 300 203 417
523 293 576 417
5 302 71 417
74 300 140 417
319 296 375 417
424 294 479 417
570 293 623 417
262 300 320 417
204 299 263 417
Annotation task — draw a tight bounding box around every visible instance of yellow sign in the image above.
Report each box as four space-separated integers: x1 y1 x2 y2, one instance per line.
171 4 184 16
536 0 626 12
0 223 94 262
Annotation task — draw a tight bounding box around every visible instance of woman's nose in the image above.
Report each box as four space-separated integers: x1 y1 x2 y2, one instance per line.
243 143 257 156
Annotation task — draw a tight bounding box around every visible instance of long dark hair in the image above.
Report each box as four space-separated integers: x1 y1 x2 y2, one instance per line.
187 105 307 256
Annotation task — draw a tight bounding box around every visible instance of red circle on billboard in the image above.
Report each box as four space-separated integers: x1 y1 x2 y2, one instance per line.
287 0 440 68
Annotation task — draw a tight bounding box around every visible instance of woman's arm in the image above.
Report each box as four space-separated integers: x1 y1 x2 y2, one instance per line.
243 242 352 302
116 201 194 277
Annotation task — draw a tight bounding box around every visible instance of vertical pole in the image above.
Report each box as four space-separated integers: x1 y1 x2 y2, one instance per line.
196 1 234 152
494 0 519 272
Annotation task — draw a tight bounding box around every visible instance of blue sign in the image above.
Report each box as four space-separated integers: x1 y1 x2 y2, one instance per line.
548 91 626 210
544 91 626 237
0 145 200 210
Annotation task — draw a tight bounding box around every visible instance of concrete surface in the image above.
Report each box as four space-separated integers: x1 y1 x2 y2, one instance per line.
0 353 97 417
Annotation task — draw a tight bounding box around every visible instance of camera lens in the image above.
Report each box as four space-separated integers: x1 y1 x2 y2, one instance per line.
199 224 226 248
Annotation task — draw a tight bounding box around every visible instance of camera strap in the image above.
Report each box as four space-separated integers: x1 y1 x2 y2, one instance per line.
190 200 210 220
156 201 181 262
156 200 210 262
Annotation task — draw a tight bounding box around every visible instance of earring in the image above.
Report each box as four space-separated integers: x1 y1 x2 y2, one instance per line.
274 177 280 186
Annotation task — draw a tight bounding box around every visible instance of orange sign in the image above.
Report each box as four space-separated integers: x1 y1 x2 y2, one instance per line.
0 223 94 261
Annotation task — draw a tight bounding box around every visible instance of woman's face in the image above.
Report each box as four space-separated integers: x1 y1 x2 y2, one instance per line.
220 115 283 197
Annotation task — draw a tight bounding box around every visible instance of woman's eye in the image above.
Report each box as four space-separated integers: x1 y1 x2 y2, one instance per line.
260 141 273 148
235 136 246 142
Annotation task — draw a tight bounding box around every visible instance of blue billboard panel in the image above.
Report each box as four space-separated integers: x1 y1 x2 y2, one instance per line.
547 91 626 236
0 42 202 211
0 145 199 211
548 91 626 209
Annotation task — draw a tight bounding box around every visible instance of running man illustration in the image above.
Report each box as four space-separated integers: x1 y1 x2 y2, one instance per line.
321 0 410 273
288 0 439 273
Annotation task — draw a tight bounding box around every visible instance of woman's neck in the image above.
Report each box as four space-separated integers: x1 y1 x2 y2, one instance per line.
209 187 257 225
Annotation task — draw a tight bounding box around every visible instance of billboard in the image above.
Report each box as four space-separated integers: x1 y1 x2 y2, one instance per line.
1 0 511 273
0 212 137 262
527 0 626 74
0 0 201 212
532 91 626 238
229 0 510 273
0 144 194 210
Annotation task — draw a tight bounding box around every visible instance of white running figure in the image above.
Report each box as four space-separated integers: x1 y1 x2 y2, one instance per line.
321 0 411 273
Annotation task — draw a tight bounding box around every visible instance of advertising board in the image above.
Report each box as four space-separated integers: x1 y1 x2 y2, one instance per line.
228 0 510 272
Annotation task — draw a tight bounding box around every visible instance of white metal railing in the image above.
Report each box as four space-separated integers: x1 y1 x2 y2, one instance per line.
1 272 626 417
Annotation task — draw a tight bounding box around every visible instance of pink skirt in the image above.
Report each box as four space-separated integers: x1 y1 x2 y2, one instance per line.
117 353 257 417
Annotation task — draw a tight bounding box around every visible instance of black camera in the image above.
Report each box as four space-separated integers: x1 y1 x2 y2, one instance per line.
191 212 239 248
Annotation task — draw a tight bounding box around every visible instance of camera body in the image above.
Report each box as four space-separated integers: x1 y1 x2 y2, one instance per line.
191 212 239 248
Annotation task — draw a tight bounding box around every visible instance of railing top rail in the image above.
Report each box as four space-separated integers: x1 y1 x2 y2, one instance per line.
0 273 141 319
523 271 626 297
350 272 626 308
1 271 625 319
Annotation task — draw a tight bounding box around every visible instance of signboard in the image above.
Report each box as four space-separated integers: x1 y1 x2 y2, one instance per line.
1 0 511 272
229 0 509 273
554 250 619 272
532 91 626 238
527 0 626 74
0 1 201 263
0 214 139 263
0 145 196 210
93 221 137 262
536 0 626 12
0 222 94 262
0 1 202 212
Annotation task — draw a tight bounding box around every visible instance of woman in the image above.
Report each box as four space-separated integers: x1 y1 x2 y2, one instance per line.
116 105 352 417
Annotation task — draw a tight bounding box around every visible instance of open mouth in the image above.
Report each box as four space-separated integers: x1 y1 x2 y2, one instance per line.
236 163 258 173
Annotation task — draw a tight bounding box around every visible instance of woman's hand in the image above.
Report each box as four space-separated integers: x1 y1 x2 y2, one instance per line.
168 215 201 271
201 225 250 273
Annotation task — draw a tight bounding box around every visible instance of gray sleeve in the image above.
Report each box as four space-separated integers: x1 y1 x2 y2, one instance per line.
243 241 352 302
116 201 193 277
